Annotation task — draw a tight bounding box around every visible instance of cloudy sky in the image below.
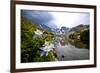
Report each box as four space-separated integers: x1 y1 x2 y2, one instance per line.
21 10 90 28
50 12 90 28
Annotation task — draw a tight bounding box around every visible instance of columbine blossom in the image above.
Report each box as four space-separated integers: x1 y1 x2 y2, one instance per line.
35 29 43 35
40 42 55 57
33 29 43 38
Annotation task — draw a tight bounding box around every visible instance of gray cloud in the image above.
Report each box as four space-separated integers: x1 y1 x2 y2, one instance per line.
21 10 54 25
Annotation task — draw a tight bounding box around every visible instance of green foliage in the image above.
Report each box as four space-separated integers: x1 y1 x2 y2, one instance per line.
43 31 54 42
21 17 38 62
36 52 55 62
80 29 89 48
68 29 89 49
69 33 77 39
21 17 55 63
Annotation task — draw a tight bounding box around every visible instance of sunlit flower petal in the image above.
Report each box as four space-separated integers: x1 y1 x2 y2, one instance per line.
40 41 55 56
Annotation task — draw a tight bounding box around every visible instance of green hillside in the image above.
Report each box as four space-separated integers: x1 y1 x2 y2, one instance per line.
21 17 56 63
68 29 89 49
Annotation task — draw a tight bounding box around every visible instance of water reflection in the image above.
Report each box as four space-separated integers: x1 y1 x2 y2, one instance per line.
54 35 89 61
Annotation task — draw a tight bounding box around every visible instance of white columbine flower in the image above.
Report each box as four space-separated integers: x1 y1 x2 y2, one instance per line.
33 29 43 38
34 29 43 35
40 42 55 56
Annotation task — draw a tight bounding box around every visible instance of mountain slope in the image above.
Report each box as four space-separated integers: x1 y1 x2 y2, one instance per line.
69 24 89 32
